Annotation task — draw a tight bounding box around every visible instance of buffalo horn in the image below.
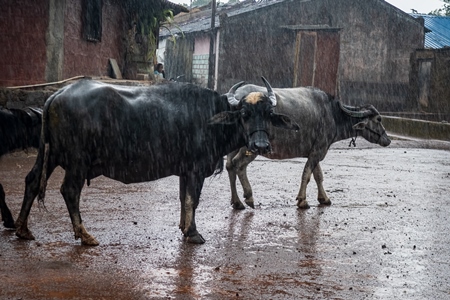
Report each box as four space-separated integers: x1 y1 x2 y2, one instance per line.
28 107 43 115
339 101 373 118
261 76 277 106
227 81 246 106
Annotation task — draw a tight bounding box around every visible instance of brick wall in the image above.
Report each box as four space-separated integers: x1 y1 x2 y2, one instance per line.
63 0 125 79
0 0 49 87
192 54 209 87
0 0 127 88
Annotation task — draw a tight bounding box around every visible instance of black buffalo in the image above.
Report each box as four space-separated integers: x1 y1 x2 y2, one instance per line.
227 84 391 210
1 107 42 228
15 78 299 244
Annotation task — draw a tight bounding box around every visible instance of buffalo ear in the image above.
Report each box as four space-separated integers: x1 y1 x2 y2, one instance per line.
209 111 241 125
270 113 300 130
352 119 368 130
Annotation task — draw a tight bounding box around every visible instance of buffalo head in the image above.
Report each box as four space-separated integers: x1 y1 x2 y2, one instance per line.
210 77 299 154
339 102 391 147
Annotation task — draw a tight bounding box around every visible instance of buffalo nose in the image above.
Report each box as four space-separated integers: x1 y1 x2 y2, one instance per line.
250 141 271 154
248 130 271 154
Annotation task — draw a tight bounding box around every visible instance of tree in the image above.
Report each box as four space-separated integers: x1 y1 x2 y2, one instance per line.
121 0 187 78
429 0 450 16
191 0 212 7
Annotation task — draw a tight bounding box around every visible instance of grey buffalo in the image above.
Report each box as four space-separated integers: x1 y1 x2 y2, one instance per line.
227 84 391 210
1 107 42 228
15 78 299 245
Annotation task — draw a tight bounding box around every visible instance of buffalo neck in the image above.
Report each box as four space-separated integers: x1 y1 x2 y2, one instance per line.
331 101 361 144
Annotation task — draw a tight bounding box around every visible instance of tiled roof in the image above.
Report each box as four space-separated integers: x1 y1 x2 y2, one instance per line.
411 13 450 49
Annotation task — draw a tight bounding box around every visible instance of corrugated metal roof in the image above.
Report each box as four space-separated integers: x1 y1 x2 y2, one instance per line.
411 13 450 49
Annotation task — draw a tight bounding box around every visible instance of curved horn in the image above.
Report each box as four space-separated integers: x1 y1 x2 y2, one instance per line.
27 107 43 125
261 76 277 106
28 107 43 116
226 81 245 106
339 101 373 118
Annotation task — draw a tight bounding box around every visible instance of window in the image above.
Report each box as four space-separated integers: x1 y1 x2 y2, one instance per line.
83 0 102 42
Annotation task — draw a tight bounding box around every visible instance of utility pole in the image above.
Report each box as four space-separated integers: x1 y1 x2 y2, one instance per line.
207 0 216 89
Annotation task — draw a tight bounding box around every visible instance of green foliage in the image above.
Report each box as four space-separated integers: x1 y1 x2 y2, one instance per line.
429 0 450 16
160 12 185 45
122 1 177 63
191 0 212 8
122 0 170 34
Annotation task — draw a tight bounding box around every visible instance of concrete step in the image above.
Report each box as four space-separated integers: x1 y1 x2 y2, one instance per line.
136 73 149 81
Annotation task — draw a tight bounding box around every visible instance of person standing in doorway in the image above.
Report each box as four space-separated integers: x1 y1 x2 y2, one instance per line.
154 63 165 79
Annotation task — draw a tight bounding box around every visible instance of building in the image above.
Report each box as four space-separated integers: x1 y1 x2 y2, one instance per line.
0 0 187 87
161 0 424 112
409 14 450 118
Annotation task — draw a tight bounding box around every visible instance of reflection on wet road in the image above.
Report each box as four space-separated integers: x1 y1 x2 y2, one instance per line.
1 139 450 299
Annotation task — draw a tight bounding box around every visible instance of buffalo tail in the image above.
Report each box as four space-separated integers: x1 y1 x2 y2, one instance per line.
37 142 49 205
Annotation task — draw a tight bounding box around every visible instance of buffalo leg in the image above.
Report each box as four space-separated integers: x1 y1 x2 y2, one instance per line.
0 183 15 228
179 176 187 232
60 170 98 246
235 154 257 209
16 158 56 240
296 161 314 209
227 148 257 210
179 172 205 244
226 150 244 209
313 163 331 206
16 169 40 240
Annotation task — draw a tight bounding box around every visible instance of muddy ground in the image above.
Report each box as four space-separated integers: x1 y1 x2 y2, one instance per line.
1 137 450 299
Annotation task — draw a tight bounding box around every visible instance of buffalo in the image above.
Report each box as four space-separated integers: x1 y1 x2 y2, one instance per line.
226 84 391 210
1 107 42 228
15 78 299 245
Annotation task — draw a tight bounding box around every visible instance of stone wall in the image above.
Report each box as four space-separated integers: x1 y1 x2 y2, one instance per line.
0 87 56 109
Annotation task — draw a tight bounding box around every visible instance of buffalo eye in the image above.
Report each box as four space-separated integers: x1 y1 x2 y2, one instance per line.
241 108 248 117
376 116 382 122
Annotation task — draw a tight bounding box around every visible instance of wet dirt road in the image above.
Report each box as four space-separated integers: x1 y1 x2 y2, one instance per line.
1 137 450 299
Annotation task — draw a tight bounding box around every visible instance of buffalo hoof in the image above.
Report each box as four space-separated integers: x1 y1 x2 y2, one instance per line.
245 198 255 209
232 201 246 210
16 228 35 240
81 235 100 246
75 224 100 246
297 199 310 209
318 198 332 206
186 233 205 244
3 218 16 229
